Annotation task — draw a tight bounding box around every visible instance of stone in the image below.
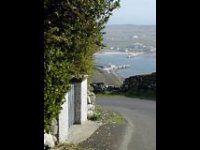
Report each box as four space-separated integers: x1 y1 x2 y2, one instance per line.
88 91 96 104
87 90 91 96
88 104 95 111
90 82 106 93
87 110 95 119
88 84 94 91
87 95 92 104
44 133 56 148
50 118 58 136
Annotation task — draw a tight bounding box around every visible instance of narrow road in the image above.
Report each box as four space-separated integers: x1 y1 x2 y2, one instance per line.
96 96 156 150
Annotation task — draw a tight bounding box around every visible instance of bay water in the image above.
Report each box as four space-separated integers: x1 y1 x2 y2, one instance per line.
94 53 156 78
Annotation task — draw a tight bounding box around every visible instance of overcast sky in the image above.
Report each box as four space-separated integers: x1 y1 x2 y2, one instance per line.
108 0 156 25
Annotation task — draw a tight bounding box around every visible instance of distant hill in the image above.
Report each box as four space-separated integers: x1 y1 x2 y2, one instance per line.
102 24 156 52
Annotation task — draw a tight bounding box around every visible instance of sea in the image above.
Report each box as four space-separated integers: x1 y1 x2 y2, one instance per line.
94 52 156 79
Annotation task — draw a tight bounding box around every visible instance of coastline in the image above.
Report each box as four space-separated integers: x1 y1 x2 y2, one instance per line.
94 50 146 57
94 50 156 78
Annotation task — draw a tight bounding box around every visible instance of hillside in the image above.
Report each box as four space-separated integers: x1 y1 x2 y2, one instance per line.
102 25 156 54
91 68 123 87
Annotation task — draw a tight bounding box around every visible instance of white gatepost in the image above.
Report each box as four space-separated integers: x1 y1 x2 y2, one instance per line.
58 93 69 143
74 76 88 124
58 75 88 143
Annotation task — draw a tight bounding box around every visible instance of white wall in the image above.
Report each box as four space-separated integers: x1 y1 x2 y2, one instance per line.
80 78 88 123
58 77 88 143
58 93 69 143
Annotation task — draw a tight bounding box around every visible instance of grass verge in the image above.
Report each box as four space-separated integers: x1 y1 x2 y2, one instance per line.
90 105 124 124
56 143 94 150
96 91 156 100
125 91 156 100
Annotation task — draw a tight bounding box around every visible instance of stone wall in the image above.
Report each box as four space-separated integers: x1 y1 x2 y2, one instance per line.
90 72 156 95
122 72 156 92
87 90 96 119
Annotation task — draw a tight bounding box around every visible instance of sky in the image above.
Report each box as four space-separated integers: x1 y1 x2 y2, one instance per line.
108 0 156 25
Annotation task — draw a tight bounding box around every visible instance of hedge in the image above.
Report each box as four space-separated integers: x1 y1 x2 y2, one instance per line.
44 0 120 132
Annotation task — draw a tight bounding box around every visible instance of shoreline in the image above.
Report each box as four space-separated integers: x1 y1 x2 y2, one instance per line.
94 50 156 57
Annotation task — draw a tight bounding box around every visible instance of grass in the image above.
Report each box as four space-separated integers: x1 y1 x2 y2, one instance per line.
96 91 122 96
56 143 94 150
125 91 156 100
90 105 124 124
97 90 156 100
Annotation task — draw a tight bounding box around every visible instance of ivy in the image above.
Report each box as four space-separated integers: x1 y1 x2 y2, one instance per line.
44 0 120 132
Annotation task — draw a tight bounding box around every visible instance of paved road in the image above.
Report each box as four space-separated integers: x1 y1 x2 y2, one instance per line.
96 96 156 150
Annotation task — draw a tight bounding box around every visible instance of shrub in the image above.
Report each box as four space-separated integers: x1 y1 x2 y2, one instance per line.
44 0 120 131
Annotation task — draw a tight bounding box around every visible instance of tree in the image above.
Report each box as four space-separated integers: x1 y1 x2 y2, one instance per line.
44 0 120 132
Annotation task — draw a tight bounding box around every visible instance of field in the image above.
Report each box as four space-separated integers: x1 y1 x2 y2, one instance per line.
102 25 156 52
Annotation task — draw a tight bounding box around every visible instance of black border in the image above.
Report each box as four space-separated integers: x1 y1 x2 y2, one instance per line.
1 1 43 149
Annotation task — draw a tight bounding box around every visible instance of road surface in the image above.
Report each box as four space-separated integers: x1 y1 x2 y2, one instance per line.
96 96 156 150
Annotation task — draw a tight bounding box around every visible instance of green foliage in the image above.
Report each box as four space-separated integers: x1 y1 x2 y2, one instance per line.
44 0 120 131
